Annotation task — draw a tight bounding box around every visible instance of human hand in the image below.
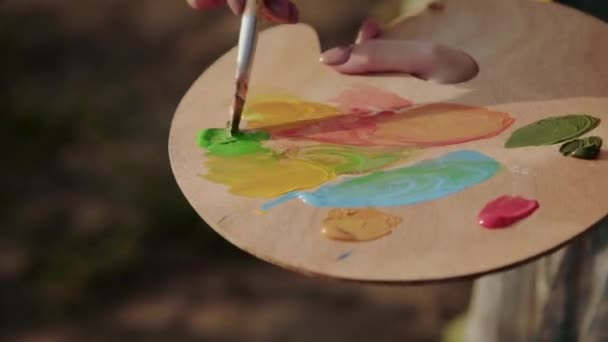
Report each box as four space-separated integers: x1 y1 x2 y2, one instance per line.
320 20 479 84
187 0 299 24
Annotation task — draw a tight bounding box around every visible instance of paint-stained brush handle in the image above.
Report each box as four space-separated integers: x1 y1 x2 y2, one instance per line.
230 0 260 134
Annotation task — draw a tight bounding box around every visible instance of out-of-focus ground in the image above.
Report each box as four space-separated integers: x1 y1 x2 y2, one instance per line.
1 0 604 341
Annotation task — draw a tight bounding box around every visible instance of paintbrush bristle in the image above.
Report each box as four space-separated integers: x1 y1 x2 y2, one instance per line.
229 77 248 134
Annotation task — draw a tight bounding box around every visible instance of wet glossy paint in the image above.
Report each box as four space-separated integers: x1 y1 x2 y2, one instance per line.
478 196 539 229
270 103 514 147
322 208 402 242
261 150 501 209
505 114 600 148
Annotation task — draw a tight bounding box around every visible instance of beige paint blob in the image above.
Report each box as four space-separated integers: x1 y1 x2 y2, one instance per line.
322 208 403 242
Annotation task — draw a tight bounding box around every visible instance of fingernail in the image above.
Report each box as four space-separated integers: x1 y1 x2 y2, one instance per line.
320 46 353 66
266 0 291 19
226 0 245 14
355 19 381 44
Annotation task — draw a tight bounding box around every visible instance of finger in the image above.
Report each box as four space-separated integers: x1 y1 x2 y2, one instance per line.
261 0 299 23
226 0 245 15
320 40 479 84
355 19 382 44
187 0 226 10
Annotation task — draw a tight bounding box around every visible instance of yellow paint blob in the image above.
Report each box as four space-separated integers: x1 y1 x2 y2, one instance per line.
322 208 403 242
244 98 340 128
375 103 515 146
204 153 334 198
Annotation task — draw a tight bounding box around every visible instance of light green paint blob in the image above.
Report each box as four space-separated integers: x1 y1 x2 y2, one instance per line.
505 114 600 148
294 145 418 175
197 128 270 156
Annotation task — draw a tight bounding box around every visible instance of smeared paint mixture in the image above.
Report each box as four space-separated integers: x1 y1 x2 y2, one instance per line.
197 85 516 243
198 86 513 204
293 144 416 175
202 145 417 198
322 208 402 242
505 114 600 148
262 150 501 209
478 196 539 229
269 103 514 147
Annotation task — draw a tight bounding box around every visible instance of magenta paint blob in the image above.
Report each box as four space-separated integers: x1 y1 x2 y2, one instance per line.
478 196 539 229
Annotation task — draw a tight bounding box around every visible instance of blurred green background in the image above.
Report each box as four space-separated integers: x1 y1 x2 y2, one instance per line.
1 1 605 341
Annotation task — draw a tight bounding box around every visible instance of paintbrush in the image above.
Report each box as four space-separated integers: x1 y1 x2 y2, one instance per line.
229 0 260 135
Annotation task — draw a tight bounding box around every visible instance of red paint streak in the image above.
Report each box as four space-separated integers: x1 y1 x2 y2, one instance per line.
328 85 413 113
272 111 394 146
479 196 539 229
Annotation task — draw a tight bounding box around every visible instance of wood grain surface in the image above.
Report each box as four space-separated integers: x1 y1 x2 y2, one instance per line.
169 0 608 283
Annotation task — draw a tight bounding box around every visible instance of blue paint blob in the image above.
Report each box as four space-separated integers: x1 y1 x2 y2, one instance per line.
262 150 501 210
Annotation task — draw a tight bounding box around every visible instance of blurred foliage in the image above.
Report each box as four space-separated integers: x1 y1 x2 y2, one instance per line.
560 0 608 21
0 5 244 331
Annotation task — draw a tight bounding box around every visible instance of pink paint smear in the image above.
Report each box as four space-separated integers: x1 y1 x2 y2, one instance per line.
328 84 413 113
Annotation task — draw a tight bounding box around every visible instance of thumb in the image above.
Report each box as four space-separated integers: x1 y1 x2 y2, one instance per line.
355 19 382 44
320 40 479 84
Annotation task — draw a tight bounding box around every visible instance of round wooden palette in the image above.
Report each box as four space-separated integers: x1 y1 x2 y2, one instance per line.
169 0 608 283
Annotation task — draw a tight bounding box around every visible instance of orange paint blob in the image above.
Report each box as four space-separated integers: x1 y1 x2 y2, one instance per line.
374 103 516 146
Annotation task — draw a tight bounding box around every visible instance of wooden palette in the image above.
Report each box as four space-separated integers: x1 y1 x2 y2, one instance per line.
169 0 608 283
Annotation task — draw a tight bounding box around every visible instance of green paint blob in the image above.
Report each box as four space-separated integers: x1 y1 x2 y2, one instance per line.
505 115 600 148
197 128 270 156
559 136 603 160
295 145 417 175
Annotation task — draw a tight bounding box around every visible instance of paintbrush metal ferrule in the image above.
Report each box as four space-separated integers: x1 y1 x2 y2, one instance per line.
230 0 259 135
